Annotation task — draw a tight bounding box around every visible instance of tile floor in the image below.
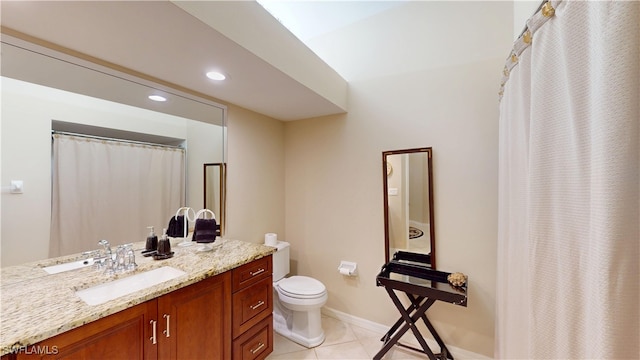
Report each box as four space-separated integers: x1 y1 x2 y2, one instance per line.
265 315 433 360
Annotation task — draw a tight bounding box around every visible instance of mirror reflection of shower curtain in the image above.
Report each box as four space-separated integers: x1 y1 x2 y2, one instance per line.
50 134 185 257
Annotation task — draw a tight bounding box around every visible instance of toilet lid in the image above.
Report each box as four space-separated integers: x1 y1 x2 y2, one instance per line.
277 276 326 297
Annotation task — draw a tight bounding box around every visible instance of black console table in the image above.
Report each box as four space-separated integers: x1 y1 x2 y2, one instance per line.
375 251 467 360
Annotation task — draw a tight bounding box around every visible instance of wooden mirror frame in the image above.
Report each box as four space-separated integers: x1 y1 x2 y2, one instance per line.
382 147 435 268
203 163 226 236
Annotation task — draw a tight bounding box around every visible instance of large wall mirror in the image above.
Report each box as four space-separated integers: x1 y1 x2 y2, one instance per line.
1 31 227 267
382 147 435 268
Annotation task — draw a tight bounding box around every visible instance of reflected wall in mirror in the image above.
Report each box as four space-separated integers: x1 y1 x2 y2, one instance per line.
204 163 226 236
382 147 435 268
0 32 227 266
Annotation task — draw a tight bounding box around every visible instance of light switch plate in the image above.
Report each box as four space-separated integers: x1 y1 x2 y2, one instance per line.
10 180 23 194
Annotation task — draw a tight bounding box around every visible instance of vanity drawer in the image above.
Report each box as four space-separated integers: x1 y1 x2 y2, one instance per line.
232 276 273 337
232 255 272 291
232 315 273 360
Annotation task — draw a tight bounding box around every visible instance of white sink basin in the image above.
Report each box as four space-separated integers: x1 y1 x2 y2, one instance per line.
43 258 95 274
76 266 187 306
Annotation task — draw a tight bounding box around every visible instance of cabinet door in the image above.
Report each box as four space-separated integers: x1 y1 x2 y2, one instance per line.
157 272 231 360
16 301 158 360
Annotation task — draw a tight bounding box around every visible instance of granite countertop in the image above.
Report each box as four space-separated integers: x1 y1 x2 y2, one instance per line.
0 238 275 356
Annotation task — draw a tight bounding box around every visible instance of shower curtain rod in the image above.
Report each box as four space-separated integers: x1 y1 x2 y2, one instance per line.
52 130 185 150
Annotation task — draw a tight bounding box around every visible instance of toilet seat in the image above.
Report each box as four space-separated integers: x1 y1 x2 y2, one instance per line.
277 276 326 299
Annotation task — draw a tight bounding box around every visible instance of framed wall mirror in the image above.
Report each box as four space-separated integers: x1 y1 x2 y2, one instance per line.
382 147 435 268
1 31 227 266
204 163 226 236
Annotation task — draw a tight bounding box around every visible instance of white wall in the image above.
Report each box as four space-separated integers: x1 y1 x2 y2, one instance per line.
0 77 221 266
283 2 513 356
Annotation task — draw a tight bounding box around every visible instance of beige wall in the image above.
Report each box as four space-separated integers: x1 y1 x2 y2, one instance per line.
514 1 543 38
225 104 285 244
282 2 512 356
284 59 501 356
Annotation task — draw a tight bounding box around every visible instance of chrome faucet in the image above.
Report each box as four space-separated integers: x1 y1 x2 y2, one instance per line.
94 239 113 271
95 240 137 275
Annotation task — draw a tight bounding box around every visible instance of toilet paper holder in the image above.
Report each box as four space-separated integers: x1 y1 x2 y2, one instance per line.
338 261 357 276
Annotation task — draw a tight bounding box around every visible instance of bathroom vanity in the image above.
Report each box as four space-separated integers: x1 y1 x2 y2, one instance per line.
0 239 274 360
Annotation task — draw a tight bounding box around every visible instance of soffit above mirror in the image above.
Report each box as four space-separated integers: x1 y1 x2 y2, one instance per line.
0 1 347 121
1 35 225 127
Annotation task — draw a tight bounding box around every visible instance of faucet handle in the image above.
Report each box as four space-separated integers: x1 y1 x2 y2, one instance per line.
126 247 138 271
113 245 126 273
98 240 112 254
103 257 115 275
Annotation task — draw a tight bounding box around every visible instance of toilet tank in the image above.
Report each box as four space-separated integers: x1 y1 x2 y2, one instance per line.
272 241 290 281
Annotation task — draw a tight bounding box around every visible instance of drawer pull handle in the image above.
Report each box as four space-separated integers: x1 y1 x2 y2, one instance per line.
250 342 265 354
250 300 265 310
150 320 157 344
163 314 171 338
250 268 265 276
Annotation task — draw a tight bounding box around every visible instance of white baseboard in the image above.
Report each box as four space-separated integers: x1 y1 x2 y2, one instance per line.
321 306 493 360
322 306 390 335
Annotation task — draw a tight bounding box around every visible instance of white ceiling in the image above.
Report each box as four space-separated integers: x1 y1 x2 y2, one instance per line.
0 1 351 121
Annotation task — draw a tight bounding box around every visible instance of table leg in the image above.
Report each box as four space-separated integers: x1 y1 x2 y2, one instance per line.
374 288 438 360
380 295 426 343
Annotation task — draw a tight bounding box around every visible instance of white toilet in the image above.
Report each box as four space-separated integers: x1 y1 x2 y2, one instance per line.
272 241 328 348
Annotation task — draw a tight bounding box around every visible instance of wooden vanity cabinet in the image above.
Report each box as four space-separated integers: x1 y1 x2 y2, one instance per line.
157 272 231 360
16 272 230 360
16 300 158 360
13 256 273 360
231 255 273 360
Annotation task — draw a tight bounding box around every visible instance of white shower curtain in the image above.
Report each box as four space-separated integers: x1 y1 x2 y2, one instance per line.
50 134 185 257
497 1 638 359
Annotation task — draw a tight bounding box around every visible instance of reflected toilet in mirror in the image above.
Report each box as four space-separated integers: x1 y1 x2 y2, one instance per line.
382 147 435 268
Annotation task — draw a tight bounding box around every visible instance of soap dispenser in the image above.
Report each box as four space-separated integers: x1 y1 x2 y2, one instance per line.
145 226 158 252
154 228 174 260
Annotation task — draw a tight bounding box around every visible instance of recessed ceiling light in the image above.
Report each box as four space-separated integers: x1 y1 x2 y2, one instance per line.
148 95 167 102
206 71 226 81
